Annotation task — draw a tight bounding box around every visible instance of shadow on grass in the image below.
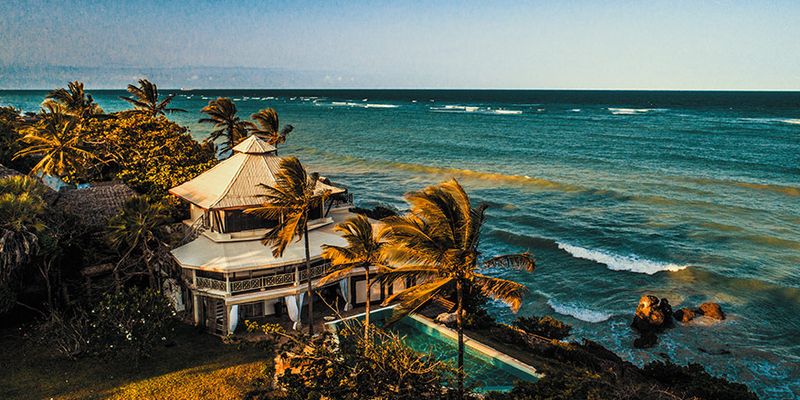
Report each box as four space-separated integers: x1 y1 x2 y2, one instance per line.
0 324 268 400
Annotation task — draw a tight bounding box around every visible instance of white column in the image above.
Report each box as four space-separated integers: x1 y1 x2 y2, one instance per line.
228 304 239 334
340 277 353 311
284 293 305 330
192 293 200 325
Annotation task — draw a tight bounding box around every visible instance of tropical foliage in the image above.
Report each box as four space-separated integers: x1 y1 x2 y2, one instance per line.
82 113 216 202
379 178 536 396
320 214 387 340
200 97 251 156
0 176 47 295
0 106 24 167
43 81 104 119
120 79 186 117
249 108 293 153
88 287 176 363
107 195 171 289
246 320 459 399
245 156 331 334
514 315 572 340
14 104 98 181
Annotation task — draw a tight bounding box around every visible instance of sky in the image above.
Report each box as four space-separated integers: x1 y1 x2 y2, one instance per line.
1 0 799 89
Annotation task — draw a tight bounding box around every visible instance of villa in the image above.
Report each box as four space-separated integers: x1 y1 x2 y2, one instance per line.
168 136 407 335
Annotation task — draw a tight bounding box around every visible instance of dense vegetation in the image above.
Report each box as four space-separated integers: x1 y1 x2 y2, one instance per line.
0 80 758 400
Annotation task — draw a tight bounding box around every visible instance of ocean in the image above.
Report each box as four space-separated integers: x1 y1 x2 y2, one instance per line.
2 89 799 398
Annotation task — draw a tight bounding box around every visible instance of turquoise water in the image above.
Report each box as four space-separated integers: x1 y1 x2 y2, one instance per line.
2 89 799 398
328 309 537 392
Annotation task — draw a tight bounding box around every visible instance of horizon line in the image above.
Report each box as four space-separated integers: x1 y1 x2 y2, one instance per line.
2 87 800 92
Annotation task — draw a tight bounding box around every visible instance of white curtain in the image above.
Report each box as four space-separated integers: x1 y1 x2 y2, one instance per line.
339 277 353 311
228 304 239 333
285 293 305 330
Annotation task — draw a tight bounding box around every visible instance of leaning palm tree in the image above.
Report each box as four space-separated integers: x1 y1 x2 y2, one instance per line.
380 178 536 398
320 215 387 341
249 108 294 154
107 195 170 290
199 98 251 157
14 104 98 180
245 157 331 334
0 176 47 283
120 79 186 117
43 81 103 119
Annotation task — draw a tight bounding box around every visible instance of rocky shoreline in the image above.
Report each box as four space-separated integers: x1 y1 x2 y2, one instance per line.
631 294 727 349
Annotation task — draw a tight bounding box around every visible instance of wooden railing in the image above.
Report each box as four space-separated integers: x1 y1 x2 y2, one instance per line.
194 262 335 294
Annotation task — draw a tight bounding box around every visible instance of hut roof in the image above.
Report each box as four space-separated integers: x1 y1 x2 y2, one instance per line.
54 182 136 227
169 136 344 210
0 164 23 179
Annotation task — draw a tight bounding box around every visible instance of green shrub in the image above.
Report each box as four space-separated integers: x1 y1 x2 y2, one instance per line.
514 315 572 340
88 287 176 363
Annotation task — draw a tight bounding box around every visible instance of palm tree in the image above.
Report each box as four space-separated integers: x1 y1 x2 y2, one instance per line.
249 108 294 154
245 157 331 334
0 176 47 283
120 79 186 117
380 178 536 398
14 104 98 180
107 195 170 290
43 81 104 119
199 98 251 156
320 215 387 341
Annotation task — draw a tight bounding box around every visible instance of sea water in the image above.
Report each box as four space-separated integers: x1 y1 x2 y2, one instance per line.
2 89 799 398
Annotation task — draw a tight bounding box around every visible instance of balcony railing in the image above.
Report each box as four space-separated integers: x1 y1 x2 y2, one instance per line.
194 262 335 294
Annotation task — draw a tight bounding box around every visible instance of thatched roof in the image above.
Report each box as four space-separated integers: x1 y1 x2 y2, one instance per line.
54 182 136 227
169 135 344 210
0 164 23 179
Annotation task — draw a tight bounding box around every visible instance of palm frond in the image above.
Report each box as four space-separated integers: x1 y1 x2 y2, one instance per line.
483 252 536 272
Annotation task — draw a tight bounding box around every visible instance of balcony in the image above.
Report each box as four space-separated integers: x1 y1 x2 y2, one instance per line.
194 262 335 295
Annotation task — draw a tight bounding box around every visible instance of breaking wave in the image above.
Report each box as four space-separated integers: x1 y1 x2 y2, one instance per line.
327 101 399 109
547 298 613 323
608 107 659 115
430 105 522 115
557 242 688 275
782 119 800 125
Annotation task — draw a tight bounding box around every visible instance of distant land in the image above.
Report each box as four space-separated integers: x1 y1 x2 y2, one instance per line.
0 65 372 89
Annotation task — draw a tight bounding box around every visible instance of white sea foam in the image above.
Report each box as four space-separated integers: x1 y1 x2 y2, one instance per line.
329 101 399 109
493 109 523 115
430 105 521 115
557 242 688 275
547 299 613 323
608 108 656 115
570 108 581 112
781 119 800 125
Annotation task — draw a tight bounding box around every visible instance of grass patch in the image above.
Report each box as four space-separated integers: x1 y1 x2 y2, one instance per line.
0 324 268 400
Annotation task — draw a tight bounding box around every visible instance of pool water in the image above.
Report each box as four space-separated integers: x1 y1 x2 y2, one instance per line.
328 307 538 392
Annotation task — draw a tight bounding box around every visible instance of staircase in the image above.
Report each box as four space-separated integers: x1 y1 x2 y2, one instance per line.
213 301 226 335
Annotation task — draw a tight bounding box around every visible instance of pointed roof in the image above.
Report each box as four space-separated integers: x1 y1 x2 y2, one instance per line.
232 135 277 154
169 136 344 209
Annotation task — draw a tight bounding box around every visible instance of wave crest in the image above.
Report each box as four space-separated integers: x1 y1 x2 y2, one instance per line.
547 299 613 323
557 242 688 275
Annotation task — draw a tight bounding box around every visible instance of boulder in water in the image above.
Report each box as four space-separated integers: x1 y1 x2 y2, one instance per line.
632 295 674 333
698 302 726 320
674 307 697 323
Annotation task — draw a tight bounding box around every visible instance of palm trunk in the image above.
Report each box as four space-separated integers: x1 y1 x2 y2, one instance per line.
456 279 464 399
364 266 370 343
304 223 314 335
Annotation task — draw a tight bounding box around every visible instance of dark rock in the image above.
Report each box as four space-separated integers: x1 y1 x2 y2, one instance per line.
698 302 726 320
634 332 659 349
632 295 674 333
674 307 698 323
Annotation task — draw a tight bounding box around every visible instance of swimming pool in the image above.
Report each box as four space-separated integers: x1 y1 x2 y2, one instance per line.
325 306 540 392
